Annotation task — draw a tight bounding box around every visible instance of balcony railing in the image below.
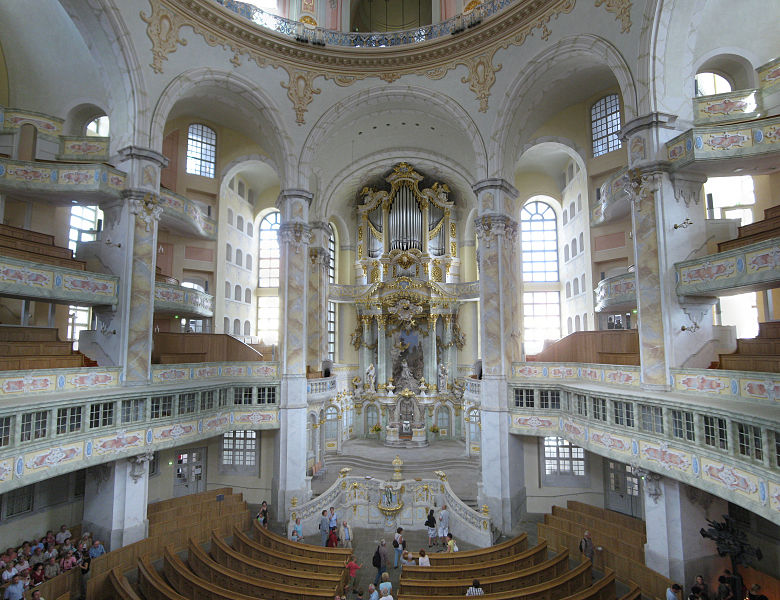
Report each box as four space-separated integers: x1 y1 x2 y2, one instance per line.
693 89 762 126
591 168 628 227
151 361 278 385
594 271 636 313
0 157 126 200
215 0 513 48
159 189 217 240
154 281 214 317
57 136 110 162
307 376 336 397
0 107 63 139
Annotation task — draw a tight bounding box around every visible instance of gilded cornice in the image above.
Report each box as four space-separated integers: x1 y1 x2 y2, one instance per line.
141 0 580 123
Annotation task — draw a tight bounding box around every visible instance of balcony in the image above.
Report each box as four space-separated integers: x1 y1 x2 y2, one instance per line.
154 281 214 318
159 188 217 240
57 136 110 162
591 168 629 227
0 157 126 203
594 271 636 313
693 89 762 126
307 376 337 401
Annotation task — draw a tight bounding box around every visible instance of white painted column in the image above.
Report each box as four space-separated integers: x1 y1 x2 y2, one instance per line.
82 453 152 550
642 473 728 587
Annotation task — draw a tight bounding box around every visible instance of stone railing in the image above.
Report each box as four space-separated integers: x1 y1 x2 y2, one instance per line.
757 57 780 94
464 378 481 400
675 236 780 298
307 376 337 397
150 361 278 385
216 0 513 48
0 255 119 307
159 189 217 240
591 167 628 227
666 115 780 170
287 473 493 547
693 89 762 126
154 281 214 317
57 136 110 162
0 157 126 198
0 107 64 139
594 271 636 313
509 361 779 523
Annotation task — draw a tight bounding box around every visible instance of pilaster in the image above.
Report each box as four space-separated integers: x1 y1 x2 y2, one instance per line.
307 236 329 372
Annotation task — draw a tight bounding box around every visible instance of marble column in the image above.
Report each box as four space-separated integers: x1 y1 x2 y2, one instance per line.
376 315 388 388
472 178 525 530
642 474 728 586
274 189 313 514
424 314 438 390
306 224 330 373
359 315 372 378
82 453 153 549
442 314 454 391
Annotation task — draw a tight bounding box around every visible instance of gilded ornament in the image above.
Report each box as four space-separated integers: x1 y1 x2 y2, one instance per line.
280 67 321 125
595 0 632 33
129 193 163 232
461 50 502 112
140 4 188 74
290 496 299 507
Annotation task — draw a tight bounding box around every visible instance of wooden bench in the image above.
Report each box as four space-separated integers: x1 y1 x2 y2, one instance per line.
0 341 74 356
148 487 234 514
187 538 338 600
563 570 616 600
543 515 643 564
138 555 188 600
549 507 646 548
427 532 528 566
0 354 84 370
232 526 347 575
210 531 343 591
0 325 60 342
399 548 570 596
400 539 548 581
148 493 245 528
0 245 85 269
253 519 353 561
162 546 270 600
108 568 143 600
0 234 74 259
157 352 209 364
397 559 591 600
0 223 55 246
567 501 644 535
618 581 641 600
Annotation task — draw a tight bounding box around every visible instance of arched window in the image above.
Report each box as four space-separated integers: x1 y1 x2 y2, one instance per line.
226 243 232 262
581 274 586 293
468 409 480 444
324 406 339 441
186 123 216 178
247 223 253 237
224 281 231 299
573 279 579 296
236 249 242 266
564 246 570 261
591 94 622 157
257 297 279 345
233 318 241 335
436 407 450 434
695 72 732 97
575 315 581 331
245 288 252 303
562 209 568 225
223 317 230 333
520 200 558 282
579 232 584 251
237 215 244 231
571 238 577 256
577 193 582 211
244 320 251 336
86 116 109 137
327 225 337 361
227 208 234 226
569 202 575 217
567 317 573 334
258 211 281 287
366 405 379 432
583 314 588 331
565 282 571 298
234 284 242 301
237 180 245 198
245 254 252 271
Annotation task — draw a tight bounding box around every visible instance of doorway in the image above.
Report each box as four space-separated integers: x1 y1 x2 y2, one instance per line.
604 459 643 518
173 447 206 497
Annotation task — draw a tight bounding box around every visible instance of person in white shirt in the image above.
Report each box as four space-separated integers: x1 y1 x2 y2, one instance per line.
54 525 71 546
417 549 430 567
466 579 485 596
667 584 682 600
438 505 450 546
1 563 18 583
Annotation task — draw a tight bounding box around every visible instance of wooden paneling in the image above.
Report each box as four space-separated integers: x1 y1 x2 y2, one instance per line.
528 331 639 364
160 130 179 192
427 533 528 566
151 332 266 363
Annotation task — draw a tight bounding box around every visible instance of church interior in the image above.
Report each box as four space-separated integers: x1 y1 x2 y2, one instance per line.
0 0 778 598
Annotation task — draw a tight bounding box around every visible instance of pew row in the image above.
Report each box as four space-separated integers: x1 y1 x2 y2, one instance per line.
427 532 528 566
253 518 352 560
138 555 187 600
187 538 339 600
163 546 259 600
397 559 592 600
399 548 569 597
108 568 143 600
401 539 547 581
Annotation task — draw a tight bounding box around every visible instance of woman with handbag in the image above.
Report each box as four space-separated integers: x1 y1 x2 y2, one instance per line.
392 528 404 568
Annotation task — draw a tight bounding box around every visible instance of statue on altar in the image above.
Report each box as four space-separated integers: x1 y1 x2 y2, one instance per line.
438 363 448 392
396 359 419 393
365 363 376 392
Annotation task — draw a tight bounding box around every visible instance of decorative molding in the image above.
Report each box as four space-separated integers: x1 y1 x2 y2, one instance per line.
128 451 156 483
278 222 313 253
622 168 664 212
671 173 707 207
280 67 321 125
461 50 502 113
594 0 632 33
140 3 189 74
474 215 518 248
127 192 163 232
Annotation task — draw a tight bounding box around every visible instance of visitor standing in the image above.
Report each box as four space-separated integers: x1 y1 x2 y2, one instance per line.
438 505 450 546
425 509 437 547
339 520 354 548
319 510 329 547
343 555 362 593
373 540 388 586
667 584 682 600
579 531 594 564
392 527 404 568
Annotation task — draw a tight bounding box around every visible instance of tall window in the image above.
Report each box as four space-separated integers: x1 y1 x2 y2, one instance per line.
523 292 561 355
222 430 257 468
468 409 480 444
186 123 216 178
521 201 558 282
67 205 103 349
591 94 622 157
258 212 281 287
543 437 585 476
327 225 337 361
365 405 379 431
257 297 279 345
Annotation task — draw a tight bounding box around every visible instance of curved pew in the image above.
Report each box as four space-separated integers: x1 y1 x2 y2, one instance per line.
253 518 352 560
401 539 548 581
397 558 591 600
232 526 348 575
163 546 257 600
563 570 616 600
108 568 143 600
428 532 528 566
137 555 187 600
210 531 343 591
187 538 338 600
399 549 569 597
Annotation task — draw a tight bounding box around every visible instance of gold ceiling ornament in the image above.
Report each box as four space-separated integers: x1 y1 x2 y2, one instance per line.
300 15 317 26
595 0 632 33
142 0 579 123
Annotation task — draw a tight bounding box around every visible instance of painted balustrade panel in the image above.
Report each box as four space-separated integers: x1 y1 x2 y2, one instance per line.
675 236 780 297
159 189 217 240
151 361 279 384
666 115 780 169
591 167 628 227
512 362 641 387
154 281 214 317
757 57 780 94
58 136 110 162
0 255 119 306
0 158 126 196
0 107 64 139
594 271 636 312
0 366 123 397
693 89 762 126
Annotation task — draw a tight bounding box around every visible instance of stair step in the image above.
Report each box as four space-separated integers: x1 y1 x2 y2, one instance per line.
758 321 780 339
717 230 780 252
736 338 780 354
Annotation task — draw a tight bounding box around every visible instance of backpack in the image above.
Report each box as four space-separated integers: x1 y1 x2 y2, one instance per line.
372 546 382 568
579 539 584 553
392 538 399 548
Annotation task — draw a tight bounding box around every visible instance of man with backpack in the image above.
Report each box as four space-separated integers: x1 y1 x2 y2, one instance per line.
372 540 388 586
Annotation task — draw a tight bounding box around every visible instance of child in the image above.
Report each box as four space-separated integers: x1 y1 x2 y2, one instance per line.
344 555 363 593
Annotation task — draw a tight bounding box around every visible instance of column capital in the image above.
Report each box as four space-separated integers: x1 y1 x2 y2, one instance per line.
124 189 162 232
308 246 329 266
278 222 312 253
474 214 518 248
116 145 169 169
670 172 708 208
471 178 518 197
472 178 518 217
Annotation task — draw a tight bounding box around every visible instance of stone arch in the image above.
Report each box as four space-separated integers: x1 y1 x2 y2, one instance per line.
695 51 759 91
62 102 110 136
490 35 637 180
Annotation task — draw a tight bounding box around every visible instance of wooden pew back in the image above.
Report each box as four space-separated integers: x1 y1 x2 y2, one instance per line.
427 532 528 566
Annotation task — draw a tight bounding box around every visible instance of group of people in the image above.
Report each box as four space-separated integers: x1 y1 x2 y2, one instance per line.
666 571 769 600
316 507 355 548
1 525 106 600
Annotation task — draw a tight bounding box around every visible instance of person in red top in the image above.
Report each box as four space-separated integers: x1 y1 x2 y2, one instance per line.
31 564 45 586
344 555 363 593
